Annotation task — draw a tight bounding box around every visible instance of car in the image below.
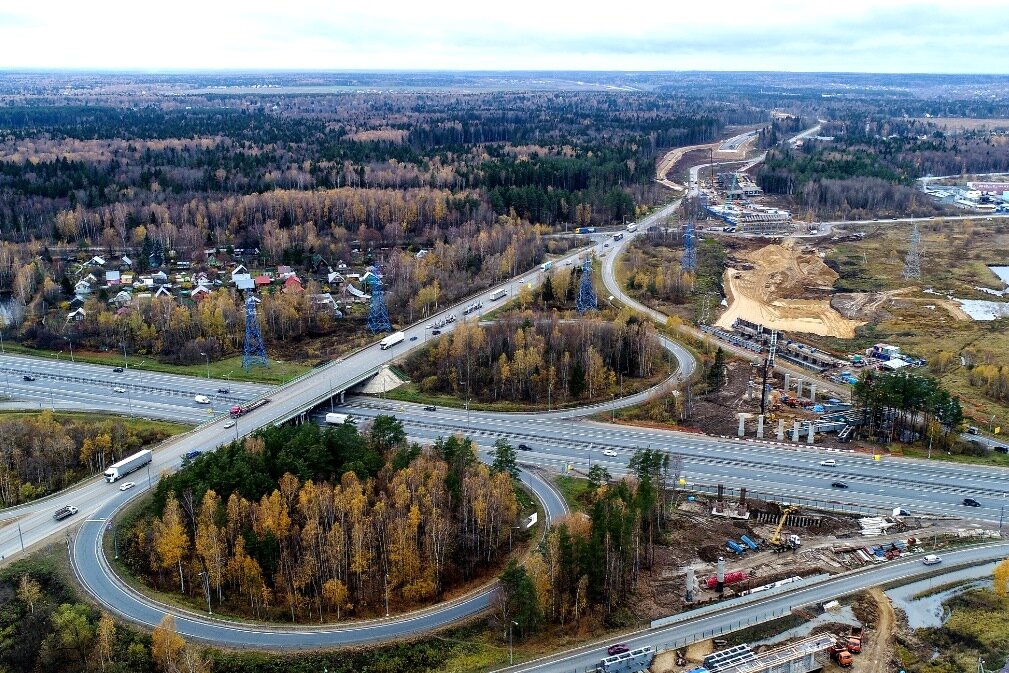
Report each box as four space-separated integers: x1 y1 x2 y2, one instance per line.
194 395 210 404
431 329 441 335
112 366 124 373
831 481 848 489
423 405 437 411
112 387 126 394
819 459 837 466
223 419 236 428
603 449 618 457
603 243 610 248
922 554 942 565
607 644 630 656
118 481 136 491
217 387 230 394
996 445 1009 454
517 443 533 451
963 497 981 507
410 336 418 341
22 375 35 381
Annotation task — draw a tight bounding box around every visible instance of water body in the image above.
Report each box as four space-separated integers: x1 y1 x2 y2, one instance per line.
956 298 1009 321
754 604 861 647
885 561 996 629
989 266 1009 286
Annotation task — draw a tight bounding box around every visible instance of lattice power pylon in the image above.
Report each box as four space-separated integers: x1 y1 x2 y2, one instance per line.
576 259 598 313
682 220 697 273
242 297 268 371
903 223 922 280
366 272 392 333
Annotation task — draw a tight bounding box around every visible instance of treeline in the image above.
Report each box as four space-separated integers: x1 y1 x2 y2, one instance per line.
404 311 663 405
501 450 677 637
624 234 726 307
0 412 179 506
852 371 963 447
124 419 520 622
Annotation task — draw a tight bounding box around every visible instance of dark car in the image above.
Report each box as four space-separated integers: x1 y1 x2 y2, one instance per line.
607 644 630 656
831 481 848 489
423 405 437 412
995 445 1009 454
112 366 124 373
217 388 230 394
410 336 418 341
431 329 441 335
963 497 982 507
517 443 533 451
22 375 35 381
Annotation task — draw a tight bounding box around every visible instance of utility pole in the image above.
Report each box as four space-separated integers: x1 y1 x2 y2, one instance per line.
384 573 390 617
17 522 24 552
509 620 518 665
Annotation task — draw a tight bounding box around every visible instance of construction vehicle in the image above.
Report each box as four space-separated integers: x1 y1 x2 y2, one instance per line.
846 625 864 654
829 642 853 667
769 504 801 552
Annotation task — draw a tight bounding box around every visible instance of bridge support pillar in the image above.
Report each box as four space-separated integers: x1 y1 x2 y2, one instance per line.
809 382 817 402
685 567 695 603
784 372 791 392
792 421 800 442
339 390 345 404
796 379 803 399
808 424 815 444
757 415 764 439
777 418 785 441
716 557 725 594
737 414 746 437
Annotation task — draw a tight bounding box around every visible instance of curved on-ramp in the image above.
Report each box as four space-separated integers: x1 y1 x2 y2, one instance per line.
71 467 567 648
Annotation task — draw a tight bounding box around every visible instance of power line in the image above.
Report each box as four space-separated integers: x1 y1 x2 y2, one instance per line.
242 297 268 371
903 223 921 280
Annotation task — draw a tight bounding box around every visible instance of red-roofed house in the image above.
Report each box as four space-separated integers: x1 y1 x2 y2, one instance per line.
254 275 272 288
283 275 303 292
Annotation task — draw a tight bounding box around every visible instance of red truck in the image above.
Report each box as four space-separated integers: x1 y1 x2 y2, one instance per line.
230 398 270 418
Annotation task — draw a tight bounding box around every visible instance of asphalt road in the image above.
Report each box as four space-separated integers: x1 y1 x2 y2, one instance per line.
497 541 1009 673
0 353 269 423
71 465 566 648
338 402 1009 521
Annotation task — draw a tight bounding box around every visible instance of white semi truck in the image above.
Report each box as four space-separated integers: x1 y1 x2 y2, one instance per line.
380 331 405 349
104 449 153 483
325 413 354 425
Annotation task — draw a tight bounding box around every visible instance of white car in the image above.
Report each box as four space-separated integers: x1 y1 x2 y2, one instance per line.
223 419 236 428
194 395 210 404
119 481 136 491
602 449 618 457
112 387 126 394
922 554 942 565
819 459 836 466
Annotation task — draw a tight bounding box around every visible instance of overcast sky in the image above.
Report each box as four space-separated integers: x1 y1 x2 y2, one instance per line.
2 0 1008 73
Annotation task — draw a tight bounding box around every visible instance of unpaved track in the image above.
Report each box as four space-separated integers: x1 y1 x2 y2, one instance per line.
864 588 895 673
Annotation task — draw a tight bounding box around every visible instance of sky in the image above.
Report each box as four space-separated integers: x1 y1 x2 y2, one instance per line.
2 0 1009 73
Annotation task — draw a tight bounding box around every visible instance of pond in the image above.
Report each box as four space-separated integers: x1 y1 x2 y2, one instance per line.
885 561 996 629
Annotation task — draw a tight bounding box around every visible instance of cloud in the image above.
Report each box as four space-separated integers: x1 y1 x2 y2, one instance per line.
0 0 1008 72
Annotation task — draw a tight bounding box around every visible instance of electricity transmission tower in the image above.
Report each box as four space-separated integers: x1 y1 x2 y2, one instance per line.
902 223 921 280
682 220 697 273
366 271 392 333
576 259 597 312
242 297 268 371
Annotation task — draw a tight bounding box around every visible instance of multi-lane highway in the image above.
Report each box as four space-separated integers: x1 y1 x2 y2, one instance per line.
340 401 1009 521
0 354 269 423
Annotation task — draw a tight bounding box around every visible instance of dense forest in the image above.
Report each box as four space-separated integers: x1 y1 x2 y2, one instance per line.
852 371 963 448
402 310 664 405
122 418 523 623
0 412 180 506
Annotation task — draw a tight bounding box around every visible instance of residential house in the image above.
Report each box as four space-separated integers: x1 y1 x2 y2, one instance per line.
74 279 93 295
311 293 339 311
230 265 248 280
254 274 272 288
327 270 344 284
283 275 303 293
235 276 255 291
121 272 134 286
152 270 169 285
153 286 172 299
359 271 377 286
191 285 212 301
110 290 132 308
85 256 106 268
277 265 294 279
206 253 220 268
106 270 121 286
119 255 133 269
66 307 86 322
69 296 86 311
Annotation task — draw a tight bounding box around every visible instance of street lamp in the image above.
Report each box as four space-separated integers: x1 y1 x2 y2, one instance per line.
384 573 390 617
198 571 212 615
122 343 129 370
200 352 210 379
64 336 74 363
990 414 998 435
509 620 519 665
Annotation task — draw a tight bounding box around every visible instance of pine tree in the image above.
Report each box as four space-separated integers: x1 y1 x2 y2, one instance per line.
490 439 519 480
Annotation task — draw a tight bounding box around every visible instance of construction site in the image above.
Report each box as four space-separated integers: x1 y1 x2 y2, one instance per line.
625 482 1001 673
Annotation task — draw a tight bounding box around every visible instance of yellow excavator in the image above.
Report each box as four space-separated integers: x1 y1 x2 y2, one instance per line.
769 504 802 552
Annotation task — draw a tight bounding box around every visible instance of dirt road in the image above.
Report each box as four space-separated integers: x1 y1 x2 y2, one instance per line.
863 588 896 673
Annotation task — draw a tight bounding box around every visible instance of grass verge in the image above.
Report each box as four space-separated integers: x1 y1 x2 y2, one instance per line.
553 475 590 513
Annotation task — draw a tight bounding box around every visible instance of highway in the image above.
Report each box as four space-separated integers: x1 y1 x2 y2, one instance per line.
0 354 269 423
339 401 1009 521
497 541 1009 673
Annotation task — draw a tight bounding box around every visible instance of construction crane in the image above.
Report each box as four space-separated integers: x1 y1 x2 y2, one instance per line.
770 504 801 551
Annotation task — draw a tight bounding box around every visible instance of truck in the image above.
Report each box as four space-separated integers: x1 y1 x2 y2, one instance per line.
53 505 79 521
380 331 405 350
830 642 853 667
541 261 553 271
847 625 864 654
104 450 153 483
626 223 637 232
489 288 507 301
230 398 270 418
612 232 624 241
325 413 354 425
